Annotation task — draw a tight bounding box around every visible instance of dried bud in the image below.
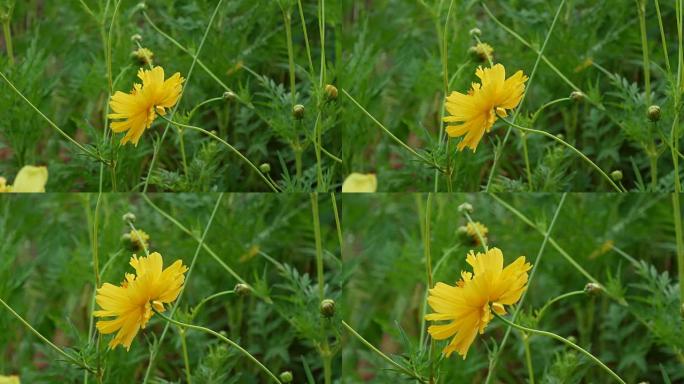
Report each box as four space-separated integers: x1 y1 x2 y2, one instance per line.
320 298 336 317
130 34 143 42
647 105 661 122
234 283 251 296
584 282 602 295
469 28 482 36
279 371 293 383
259 163 271 173
610 170 623 181
570 91 585 102
222 90 237 101
122 212 136 223
458 202 473 214
134 2 147 12
325 84 338 100
293 104 305 119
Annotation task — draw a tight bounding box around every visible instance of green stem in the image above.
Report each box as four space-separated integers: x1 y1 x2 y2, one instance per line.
105 0 122 93
296 0 315 75
2 17 14 66
154 310 282 384
523 335 535 384
187 97 224 122
179 328 192 384
536 290 586 322
142 0 225 192
311 193 325 301
142 194 223 384
484 0 567 191
654 0 671 73
157 115 278 192
530 97 572 124
191 290 235 321
342 320 428 384
331 193 343 252
521 133 533 190
493 313 626 384
463 211 489 251
0 297 95 373
127 222 150 256
178 127 189 180
422 193 436 383
500 118 622 192
341 89 443 171
636 0 651 106
0 71 107 164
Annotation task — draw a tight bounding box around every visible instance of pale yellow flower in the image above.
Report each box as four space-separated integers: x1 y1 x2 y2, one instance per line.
94 252 188 350
342 173 377 193
444 64 528 151
0 375 20 384
0 166 48 193
426 248 531 358
108 66 184 146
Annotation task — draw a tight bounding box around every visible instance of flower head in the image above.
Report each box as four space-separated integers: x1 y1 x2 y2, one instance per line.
108 66 184 146
0 166 48 193
342 173 377 193
444 64 528 151
425 248 531 358
468 42 494 62
464 221 489 245
132 47 154 66
129 229 150 251
94 252 188 350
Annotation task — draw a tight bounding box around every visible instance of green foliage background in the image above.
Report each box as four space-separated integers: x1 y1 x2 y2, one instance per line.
0 0 341 192
342 0 682 192
343 193 683 383
0 193 341 383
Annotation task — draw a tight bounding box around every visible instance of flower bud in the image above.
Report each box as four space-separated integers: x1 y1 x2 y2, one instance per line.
259 163 271 173
134 2 147 12
325 84 338 100
120 233 132 244
131 47 154 66
122 212 136 223
647 105 661 122
456 226 468 235
570 91 585 102
222 90 237 101
458 202 473 214
468 42 493 62
234 283 251 296
610 170 623 181
279 371 293 383
584 282 602 295
293 104 305 119
469 28 481 36
320 298 335 317
130 34 142 42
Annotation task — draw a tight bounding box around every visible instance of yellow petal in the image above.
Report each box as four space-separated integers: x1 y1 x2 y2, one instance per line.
11 166 48 193
342 173 377 193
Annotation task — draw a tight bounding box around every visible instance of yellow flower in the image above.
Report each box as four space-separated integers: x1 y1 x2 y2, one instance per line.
465 222 489 245
444 64 528 151
132 47 154 66
469 42 494 62
342 173 377 193
0 375 20 384
94 252 188 350
425 248 531 358
129 229 150 251
0 165 48 193
108 66 184 146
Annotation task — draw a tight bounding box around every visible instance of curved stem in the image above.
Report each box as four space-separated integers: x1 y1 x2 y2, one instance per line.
493 313 626 384
530 97 571 124
500 118 622 192
191 290 235 321
154 310 282 384
187 97 224 122
157 115 278 192
0 297 95 374
342 320 428 384
536 290 585 322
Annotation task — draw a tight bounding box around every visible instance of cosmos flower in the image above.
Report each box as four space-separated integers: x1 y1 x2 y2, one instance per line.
342 173 377 193
108 66 184 146
444 64 528 151
94 252 188 350
0 166 48 193
425 248 531 358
